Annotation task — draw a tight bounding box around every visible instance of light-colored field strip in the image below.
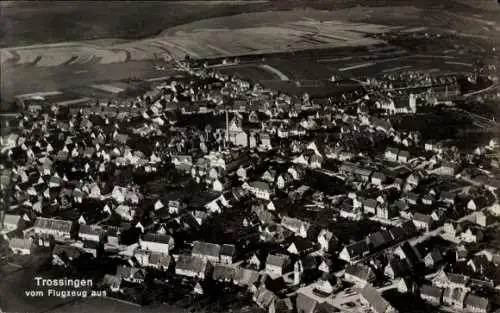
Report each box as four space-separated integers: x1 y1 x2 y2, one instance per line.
445 61 472 67
382 65 412 73
16 91 63 99
90 84 125 94
157 38 201 58
259 64 290 81
339 62 375 72
36 54 73 67
204 43 233 56
414 54 457 59
147 76 173 82
0 49 15 64
400 26 429 33
55 97 92 106
317 57 353 63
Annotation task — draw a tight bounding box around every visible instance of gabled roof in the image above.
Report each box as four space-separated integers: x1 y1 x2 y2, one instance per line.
192 241 221 258
296 292 318 313
465 294 489 310
234 268 260 286
212 264 236 281
221 244 235 257
344 240 369 258
345 263 375 282
421 284 442 299
142 233 173 245
149 252 171 267
361 284 394 313
266 254 289 268
176 255 207 273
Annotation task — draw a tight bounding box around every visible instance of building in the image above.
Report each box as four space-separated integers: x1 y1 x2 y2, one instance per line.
360 283 398 313
192 241 221 263
9 237 33 255
78 224 104 242
344 263 376 286
140 233 175 254
265 254 290 277
420 284 443 306
34 217 73 240
175 255 213 279
243 181 273 200
339 240 370 263
464 294 491 313
220 244 236 265
116 266 146 284
385 148 399 162
1 214 22 233
280 216 310 238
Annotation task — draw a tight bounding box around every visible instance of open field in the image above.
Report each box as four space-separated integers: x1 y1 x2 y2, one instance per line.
2 2 499 105
0 60 179 101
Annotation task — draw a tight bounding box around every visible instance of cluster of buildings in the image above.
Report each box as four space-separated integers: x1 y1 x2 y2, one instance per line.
1 55 500 313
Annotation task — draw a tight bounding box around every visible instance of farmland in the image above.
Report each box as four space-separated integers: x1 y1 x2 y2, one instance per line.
2 1 499 105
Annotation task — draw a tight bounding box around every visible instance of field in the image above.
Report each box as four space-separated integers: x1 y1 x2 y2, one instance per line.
2 1 499 105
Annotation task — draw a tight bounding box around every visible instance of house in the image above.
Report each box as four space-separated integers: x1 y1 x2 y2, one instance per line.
168 200 186 215
253 286 277 310
234 268 260 288
384 258 409 279
1 214 22 233
244 181 273 200
344 263 376 286
269 298 294 313
287 237 316 256
192 241 221 263
385 148 399 162
101 274 122 293
464 294 491 313
317 229 339 252
363 198 378 215
175 255 213 279
443 286 468 309
439 191 456 206
9 237 33 255
360 283 398 313
339 240 370 263
340 203 362 221
265 254 290 277
424 248 443 269
34 217 73 240
295 293 318 313
220 244 236 265
371 172 387 186
368 230 393 249
412 213 433 231
116 266 146 284
397 150 410 163
247 253 263 270
380 203 399 219
460 226 484 243
476 211 495 228
281 216 310 238
397 278 414 294
106 226 121 246
140 233 175 253
420 284 443 306
212 264 236 282
52 244 82 266
276 173 293 189
78 224 104 242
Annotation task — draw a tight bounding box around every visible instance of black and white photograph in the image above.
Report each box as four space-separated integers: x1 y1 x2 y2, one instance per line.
0 1 500 313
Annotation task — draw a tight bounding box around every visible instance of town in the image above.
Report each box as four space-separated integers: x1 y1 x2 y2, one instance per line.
1 25 500 313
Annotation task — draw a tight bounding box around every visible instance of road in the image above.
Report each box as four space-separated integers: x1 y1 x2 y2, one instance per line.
463 82 500 98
